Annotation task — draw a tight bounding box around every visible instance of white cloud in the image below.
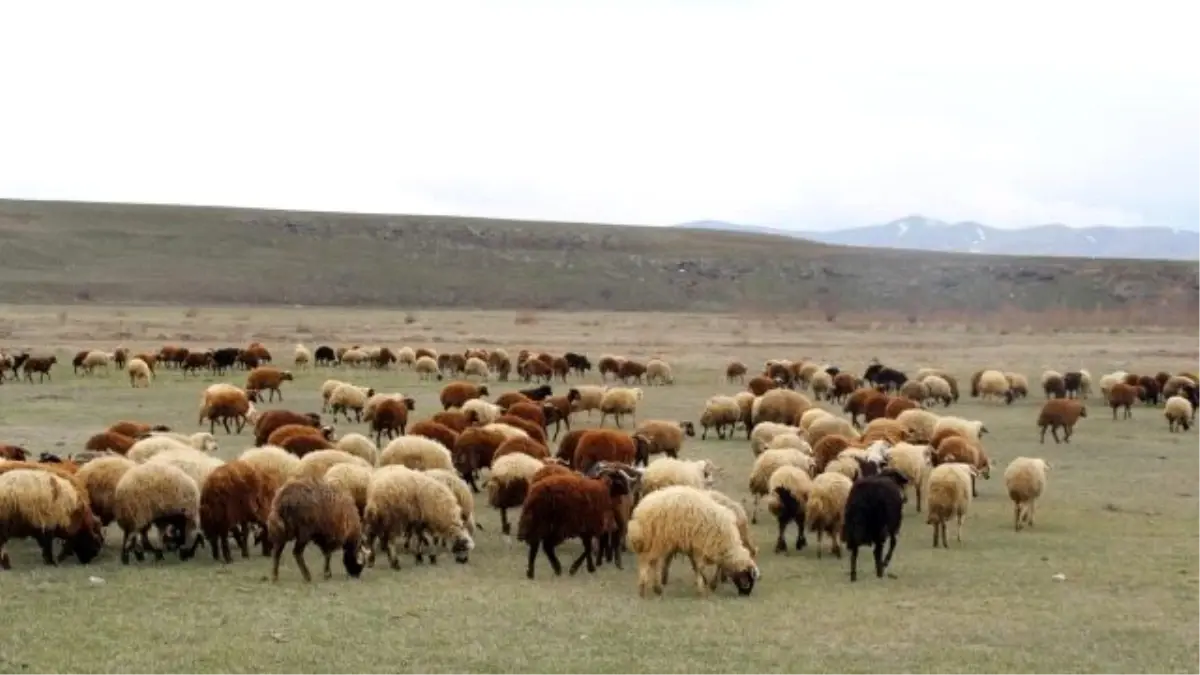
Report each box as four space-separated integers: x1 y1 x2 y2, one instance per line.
0 0 1195 230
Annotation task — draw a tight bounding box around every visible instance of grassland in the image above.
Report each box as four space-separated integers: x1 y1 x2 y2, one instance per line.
0 304 1197 673
1 199 1198 323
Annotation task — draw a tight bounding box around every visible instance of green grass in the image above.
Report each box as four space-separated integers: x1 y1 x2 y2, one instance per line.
0 306 1197 673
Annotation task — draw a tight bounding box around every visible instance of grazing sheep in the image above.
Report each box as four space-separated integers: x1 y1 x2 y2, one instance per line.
323 462 373 518
1003 457 1051 532
266 424 328 450
452 427 509 492
113 462 203 564
751 389 812 427
107 420 169 438
1005 372 1029 399
931 437 990 498
920 375 954 407
925 462 975 548
807 415 860 450
127 358 154 388
423 468 478 534
75 455 138 526
267 478 366 582
484 452 545 535
414 355 442 381
146 447 225 488
200 460 276 563
554 429 587 467
573 429 652 473
292 449 371 481
895 409 940 443
334 433 380 466
705 489 758 561
238 446 301 490
518 467 632 579
280 435 336 459
804 472 853 559
1163 375 1197 399
126 435 200 464
440 381 490 410
640 457 718 495
1037 399 1087 444
747 448 813 524
976 370 1015 404
899 380 929 404
841 468 908 582
253 410 325 447
699 396 741 440
633 419 695 459
22 355 57 382
598 387 643 428
880 442 932 512
328 383 377 423
363 465 474 568
765 465 813 554
245 366 294 402
463 356 491 381
861 418 909 446
645 358 674 386
463 398 504 426
379 436 454 472
626 485 760 597
1107 382 1137 420
1165 396 1194 432
0 468 105 569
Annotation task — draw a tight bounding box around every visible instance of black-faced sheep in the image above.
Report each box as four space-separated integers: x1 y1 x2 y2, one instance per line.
268 478 366 582
842 468 908 582
0 468 104 569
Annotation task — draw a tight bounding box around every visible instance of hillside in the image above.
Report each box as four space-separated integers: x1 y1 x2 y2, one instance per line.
678 216 1200 261
0 199 1196 316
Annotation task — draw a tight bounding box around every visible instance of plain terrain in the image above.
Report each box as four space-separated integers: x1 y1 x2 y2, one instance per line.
0 305 1197 674
0 199 1197 320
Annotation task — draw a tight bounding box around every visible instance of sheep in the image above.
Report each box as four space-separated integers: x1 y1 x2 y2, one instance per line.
750 421 804 456
808 371 834 400
811 434 856 474
395 346 417 369
931 416 987 443
1107 382 1137 420
282 435 336 460
899 380 929 404
798 407 832 431
506 401 547 428
334 433 379 466
463 398 504 426
463 356 491 381
292 449 371 482
414 355 441 381
340 348 369 368
366 396 414 445
861 418 909 446
920 375 954 407
726 361 748 383
540 390 579 440
363 465 474 568
626 485 760 597
80 349 111 376
484 452 545 535
1065 370 1092 398
704 489 758 561
128 357 153 388
1004 457 1051 532
882 442 933 511
84 431 137 455
766 432 811 453
126 435 198 463
1005 372 1030 399
431 409 470 433
1163 375 1197 399
747 447 813 524
573 429 653 473
197 383 257 434
554 429 587 467
266 423 327 450
200 460 276 563
253 410 325 447
599 387 643 428
320 379 347 411
733 391 756 439
1037 399 1087 444
645 358 674 385
633 419 694 459
895 409 940 444
245 366 293 402
925 462 975 548
807 415 860 450
424 468 478 534
518 467 633 579
363 391 408 420
766 465 813 554
113 462 203 564
1043 372 1067 399
975 369 1014 404
1165 396 1194 432
75 454 138 526
268 478 366 582
323 462 373 517
440 381 490 410
842 468 908 582
0 467 104 569
640 457 718 496
804 472 853 559
699 396 741 440
146 447 226 488
238 446 301 490
931 437 990 498
293 344 312 369
379 436 454 472
107 420 170 438
751 389 812 427
328 383 376 423
22 355 57 382
452 427 509 491
492 436 551 464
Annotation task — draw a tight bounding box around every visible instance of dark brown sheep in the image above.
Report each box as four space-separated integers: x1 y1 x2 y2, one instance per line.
726 361 747 383
181 352 214 376
200 460 277 563
439 381 490 411
22 356 57 383
267 424 328 449
199 387 256 435
863 393 892 425
0 444 30 461
245 366 294 402
842 388 878 428
541 389 581 440
71 350 89 375
518 384 554 401
408 420 460 450
747 375 778 397
267 478 365 582
84 431 137 455
367 397 413 445
254 411 324 447
520 359 553 383
452 427 509 491
1043 374 1067 399
517 468 632 579
597 356 622 381
555 429 587 467
495 391 533 409
811 434 856 474
244 343 272 363
1107 382 1137 420
506 402 546 428
551 357 571 382
830 373 858 403
572 429 653 473
1136 376 1160 406
765 363 793 388
1037 399 1087 444
279 434 335 459
616 360 647 384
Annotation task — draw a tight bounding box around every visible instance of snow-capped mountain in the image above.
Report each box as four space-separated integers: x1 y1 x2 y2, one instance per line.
674 216 1199 260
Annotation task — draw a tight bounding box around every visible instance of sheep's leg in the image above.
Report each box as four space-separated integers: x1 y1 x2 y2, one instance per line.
611 529 624 570
499 508 510 535
955 513 964 544
830 530 842 559
568 536 594 575
542 540 563 576
1063 426 1072 443
221 533 234 564
970 475 977 498
872 541 886 577
36 532 56 566
1050 426 1061 444
120 531 135 564
237 525 252 558
689 554 711 596
637 559 655 597
932 521 941 548
614 412 622 428
882 533 898 572
661 550 675 585
524 538 540 579
847 545 859 582
142 529 163 561
794 515 807 551
1013 502 1022 531
1039 426 1047 444
382 533 400 570
292 540 313 582
915 484 923 512
750 495 760 525
774 512 790 553
815 529 824 559
1027 501 1036 528
599 412 608 427
322 547 335 580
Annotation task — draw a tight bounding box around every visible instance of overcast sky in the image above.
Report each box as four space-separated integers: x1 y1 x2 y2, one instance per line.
1 1 1196 231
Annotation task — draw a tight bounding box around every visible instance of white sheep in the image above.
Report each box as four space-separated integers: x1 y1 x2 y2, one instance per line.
395 346 417 369
932 415 987 442
379 436 454 472
320 379 348 411
127 357 153 388
798 407 833 431
148 431 220 454
921 375 954 406
699 395 741 440
484 452 544 535
765 432 812 453
82 349 112 375
113 461 203 563
146 447 226 487
363 464 474 568
976 369 1013 404
293 344 312 369
626 485 760 597
238 445 301 490
926 462 975 547
328 383 374 423
335 433 380 466
292 449 372 481
599 387 643 428
463 356 491 381
640 457 718 495
882 442 932 512
749 422 803 456
571 385 609 417
462 398 504 425
809 371 834 400
747 447 813 524
340 348 369 367
414 356 440 381
126 435 200 464
322 462 373 516
423 468 478 534
806 415 859 448
1165 396 1194 432
645 358 674 386
1004 457 1050 531
895 409 940 443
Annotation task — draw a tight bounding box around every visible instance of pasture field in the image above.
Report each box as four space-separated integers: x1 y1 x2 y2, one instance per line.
0 304 1197 674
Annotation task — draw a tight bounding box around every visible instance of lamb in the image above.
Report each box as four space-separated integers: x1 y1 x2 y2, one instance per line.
645 358 674 385
200 460 277 563
633 419 694 459
747 447 813 524
931 416 988 442
328 383 377 423
363 465 474 568
0 467 104 569
625 485 760 597
334 433 380 466
113 461 204 564
323 462 373 518
925 462 976 548
804 472 853 559
75 454 138 526
484 452 545 535
128 357 154 388
699 396 741 440
895 409 940 443
751 389 812 427
440 381 490 410
379 436 454 472
292 449 371 481
598 387 643 428
765 465 813 554
841 468 908 582
640 457 718 496
1003 457 1051 532
414 355 441 381
1037 399 1087 444
572 429 653 473
197 383 257 434
267 478 366 582
245 366 294 402
1165 396 1194 432
84 431 138 455
1107 382 1137 420
518 467 632 579
976 369 1015 404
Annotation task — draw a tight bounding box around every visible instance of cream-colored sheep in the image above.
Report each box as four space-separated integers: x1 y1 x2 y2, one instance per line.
480 422 531 442
238 445 300 489
82 349 111 375
704 489 757 560
1163 375 1197 399
483 451 544 535
75 454 138 526
335 433 380 466
799 407 833 431
822 455 865 481
899 380 929 403
1077 369 1093 398
149 431 219 454
809 371 834 400
379 436 454 472
764 464 813 553
765 432 812 453
804 471 853 559
796 362 824 389
1004 372 1029 398
414 356 440 381
571 385 609 417
931 416 988 442
292 449 371 481
1165 396 1194 432
340 348 369 367
0 469 99 568
424 468 477 534
146 448 225 487
126 436 197 464
882 442 932 512
1003 456 1051 532
749 422 803 456
806 414 859 449
320 379 347 411
113 461 203 563
925 462 975 547
363 465 474 568
747 447 813 524
751 389 812 427
462 398 504 425
599 387 643 428
396 347 417 369
463 356 491 381
976 369 1013 404
733 391 756 435
322 462 373 516
127 357 153 388
293 344 312 369
645 358 674 386
640 457 718 495
328 383 374 423
699 395 741 440
626 485 760 597
920 375 953 406
895 408 940 443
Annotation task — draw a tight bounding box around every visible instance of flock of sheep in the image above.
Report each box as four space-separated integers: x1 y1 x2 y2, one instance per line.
0 342 1197 597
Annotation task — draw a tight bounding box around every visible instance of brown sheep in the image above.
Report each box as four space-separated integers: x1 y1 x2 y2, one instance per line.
555 429 587 467
830 373 858 403
517 468 633 578
931 437 989 498
617 360 647 384
267 424 328 449
84 431 137 455
199 387 257 435
597 356 623 381
267 478 365 582
506 402 546 428
1037 399 1087 444
280 434 336 459
518 384 555 401
842 388 877 428
863 393 892 425
747 375 778 397
1107 382 1137 420
726 361 748 383
929 427 965 451
885 397 918 419
492 436 551 462
107 421 172 438
244 343 272 363
452 427 509 491
414 347 436 361
132 352 158 373
0 444 30 461
1136 375 1160 406
1043 374 1066 399
245 367 294 402
431 410 470 433
572 429 653 473
1154 371 1172 391
22 356 57 383
495 415 548 446
541 390 581 440
532 461 574 485
408 420 460 450
254 411 324 447
440 381 490 411
71 350 89 375
181 352 214 376
551 357 571 382
200 460 277 563
812 434 856 474
495 392 533 409
366 397 414 445
520 359 553 383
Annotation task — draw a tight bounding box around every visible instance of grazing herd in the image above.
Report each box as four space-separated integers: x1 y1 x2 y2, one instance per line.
0 342 1196 598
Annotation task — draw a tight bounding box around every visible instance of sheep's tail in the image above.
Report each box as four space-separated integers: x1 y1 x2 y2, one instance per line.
625 519 646 554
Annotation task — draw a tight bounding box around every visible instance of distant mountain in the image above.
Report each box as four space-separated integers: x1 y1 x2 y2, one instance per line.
674 216 1200 261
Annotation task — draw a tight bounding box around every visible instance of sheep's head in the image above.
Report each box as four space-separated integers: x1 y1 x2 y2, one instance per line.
343 539 367 578
566 388 581 403
403 397 416 411
450 533 474 564
680 421 696 438
477 385 491 398
724 556 760 596
321 425 336 440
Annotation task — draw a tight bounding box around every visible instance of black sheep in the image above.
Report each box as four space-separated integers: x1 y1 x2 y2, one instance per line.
519 384 554 401
1062 371 1085 398
564 352 592 376
842 468 908 582
314 345 337 366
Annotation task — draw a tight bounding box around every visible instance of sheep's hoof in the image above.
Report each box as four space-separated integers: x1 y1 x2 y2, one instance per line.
774 539 787 554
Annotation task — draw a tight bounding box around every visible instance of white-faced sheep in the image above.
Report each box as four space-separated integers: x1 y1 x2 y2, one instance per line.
626 485 760 597
267 477 367 582
699 396 741 440
640 457 718 496
925 462 976 548
841 468 908 582
804 471 853 559
363 465 474 568
1004 457 1050 531
463 356 491 381
645 358 674 386
113 462 203 564
747 447 813 524
0 469 105 569
128 357 153 388
599 387 643 428
1165 396 1194 432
